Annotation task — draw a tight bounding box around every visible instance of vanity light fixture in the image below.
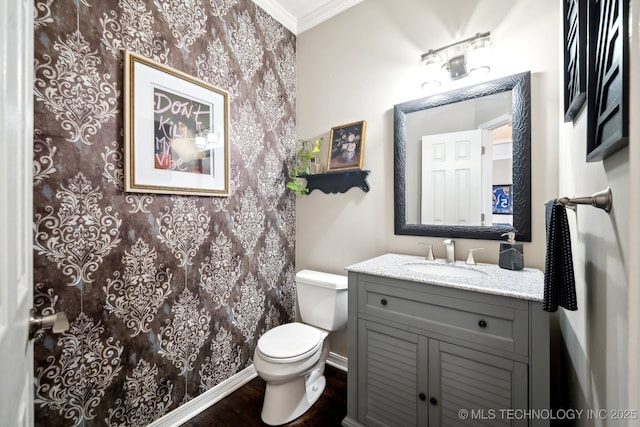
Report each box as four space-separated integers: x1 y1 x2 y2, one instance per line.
420 31 492 89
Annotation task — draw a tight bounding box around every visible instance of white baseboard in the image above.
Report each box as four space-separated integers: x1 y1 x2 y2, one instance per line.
148 365 258 427
150 352 347 427
327 351 348 371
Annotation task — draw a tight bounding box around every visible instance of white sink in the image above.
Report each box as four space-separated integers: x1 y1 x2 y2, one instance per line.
403 262 487 279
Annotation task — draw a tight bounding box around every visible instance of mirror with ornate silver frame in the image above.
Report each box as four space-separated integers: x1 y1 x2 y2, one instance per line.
394 72 531 241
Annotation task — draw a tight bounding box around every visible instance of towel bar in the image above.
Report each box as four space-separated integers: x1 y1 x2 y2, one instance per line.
558 188 612 213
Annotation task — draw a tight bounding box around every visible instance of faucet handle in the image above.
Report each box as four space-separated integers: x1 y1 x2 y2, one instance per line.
466 248 484 265
418 243 435 260
442 239 455 262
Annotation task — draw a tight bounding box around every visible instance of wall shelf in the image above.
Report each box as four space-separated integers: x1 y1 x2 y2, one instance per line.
299 170 370 194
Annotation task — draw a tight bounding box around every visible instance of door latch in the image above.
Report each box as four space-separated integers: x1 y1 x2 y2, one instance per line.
29 308 69 340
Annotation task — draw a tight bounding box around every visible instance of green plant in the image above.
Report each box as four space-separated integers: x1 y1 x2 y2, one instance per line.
286 138 322 196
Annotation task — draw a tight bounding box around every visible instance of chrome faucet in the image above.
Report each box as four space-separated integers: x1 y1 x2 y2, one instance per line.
443 239 455 262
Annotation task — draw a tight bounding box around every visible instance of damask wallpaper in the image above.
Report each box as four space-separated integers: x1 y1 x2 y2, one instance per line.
32 0 297 425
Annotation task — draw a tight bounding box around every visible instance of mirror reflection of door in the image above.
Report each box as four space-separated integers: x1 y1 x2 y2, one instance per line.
402 89 515 228
421 130 483 225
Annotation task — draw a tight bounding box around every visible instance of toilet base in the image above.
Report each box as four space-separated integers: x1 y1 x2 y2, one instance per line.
259 342 330 426
261 371 326 426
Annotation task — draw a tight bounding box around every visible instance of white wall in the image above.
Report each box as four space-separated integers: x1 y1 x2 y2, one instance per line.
296 0 560 356
296 0 559 271
557 126 629 421
554 0 635 422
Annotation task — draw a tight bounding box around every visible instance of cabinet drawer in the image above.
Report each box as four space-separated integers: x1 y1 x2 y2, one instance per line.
358 278 529 355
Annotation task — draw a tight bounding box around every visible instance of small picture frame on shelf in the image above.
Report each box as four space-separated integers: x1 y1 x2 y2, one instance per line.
327 120 366 171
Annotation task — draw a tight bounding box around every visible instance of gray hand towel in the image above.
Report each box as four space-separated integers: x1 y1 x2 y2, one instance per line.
543 199 577 312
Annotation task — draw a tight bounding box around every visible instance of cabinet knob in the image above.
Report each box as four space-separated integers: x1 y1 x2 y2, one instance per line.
381 299 388 306
429 397 438 405
418 393 426 401
478 319 487 328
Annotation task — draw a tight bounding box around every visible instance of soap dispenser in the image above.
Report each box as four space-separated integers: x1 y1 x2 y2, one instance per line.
498 232 524 271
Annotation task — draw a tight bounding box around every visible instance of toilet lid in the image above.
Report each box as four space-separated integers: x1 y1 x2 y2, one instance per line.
257 323 323 361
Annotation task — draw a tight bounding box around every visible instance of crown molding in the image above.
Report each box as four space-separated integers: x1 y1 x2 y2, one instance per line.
252 0 363 35
251 0 298 33
297 0 363 34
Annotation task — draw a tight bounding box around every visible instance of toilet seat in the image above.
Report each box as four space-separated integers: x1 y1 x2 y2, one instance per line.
257 323 324 364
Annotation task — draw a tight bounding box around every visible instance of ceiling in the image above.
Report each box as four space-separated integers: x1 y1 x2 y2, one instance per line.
252 0 363 34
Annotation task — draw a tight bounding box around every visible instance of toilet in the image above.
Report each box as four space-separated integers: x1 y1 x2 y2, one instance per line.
253 269 348 426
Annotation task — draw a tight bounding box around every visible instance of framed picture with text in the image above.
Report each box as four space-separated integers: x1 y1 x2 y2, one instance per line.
124 50 230 196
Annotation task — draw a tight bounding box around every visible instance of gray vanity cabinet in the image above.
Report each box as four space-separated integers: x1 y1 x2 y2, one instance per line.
343 271 549 427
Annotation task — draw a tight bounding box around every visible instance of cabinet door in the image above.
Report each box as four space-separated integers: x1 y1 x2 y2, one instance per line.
428 340 528 426
358 320 420 427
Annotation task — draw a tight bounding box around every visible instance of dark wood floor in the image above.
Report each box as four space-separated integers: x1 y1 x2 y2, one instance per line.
181 365 347 427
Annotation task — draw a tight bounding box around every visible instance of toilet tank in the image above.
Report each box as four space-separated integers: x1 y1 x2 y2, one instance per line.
296 270 348 331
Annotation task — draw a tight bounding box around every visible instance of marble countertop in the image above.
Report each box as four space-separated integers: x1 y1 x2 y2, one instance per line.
345 253 544 302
